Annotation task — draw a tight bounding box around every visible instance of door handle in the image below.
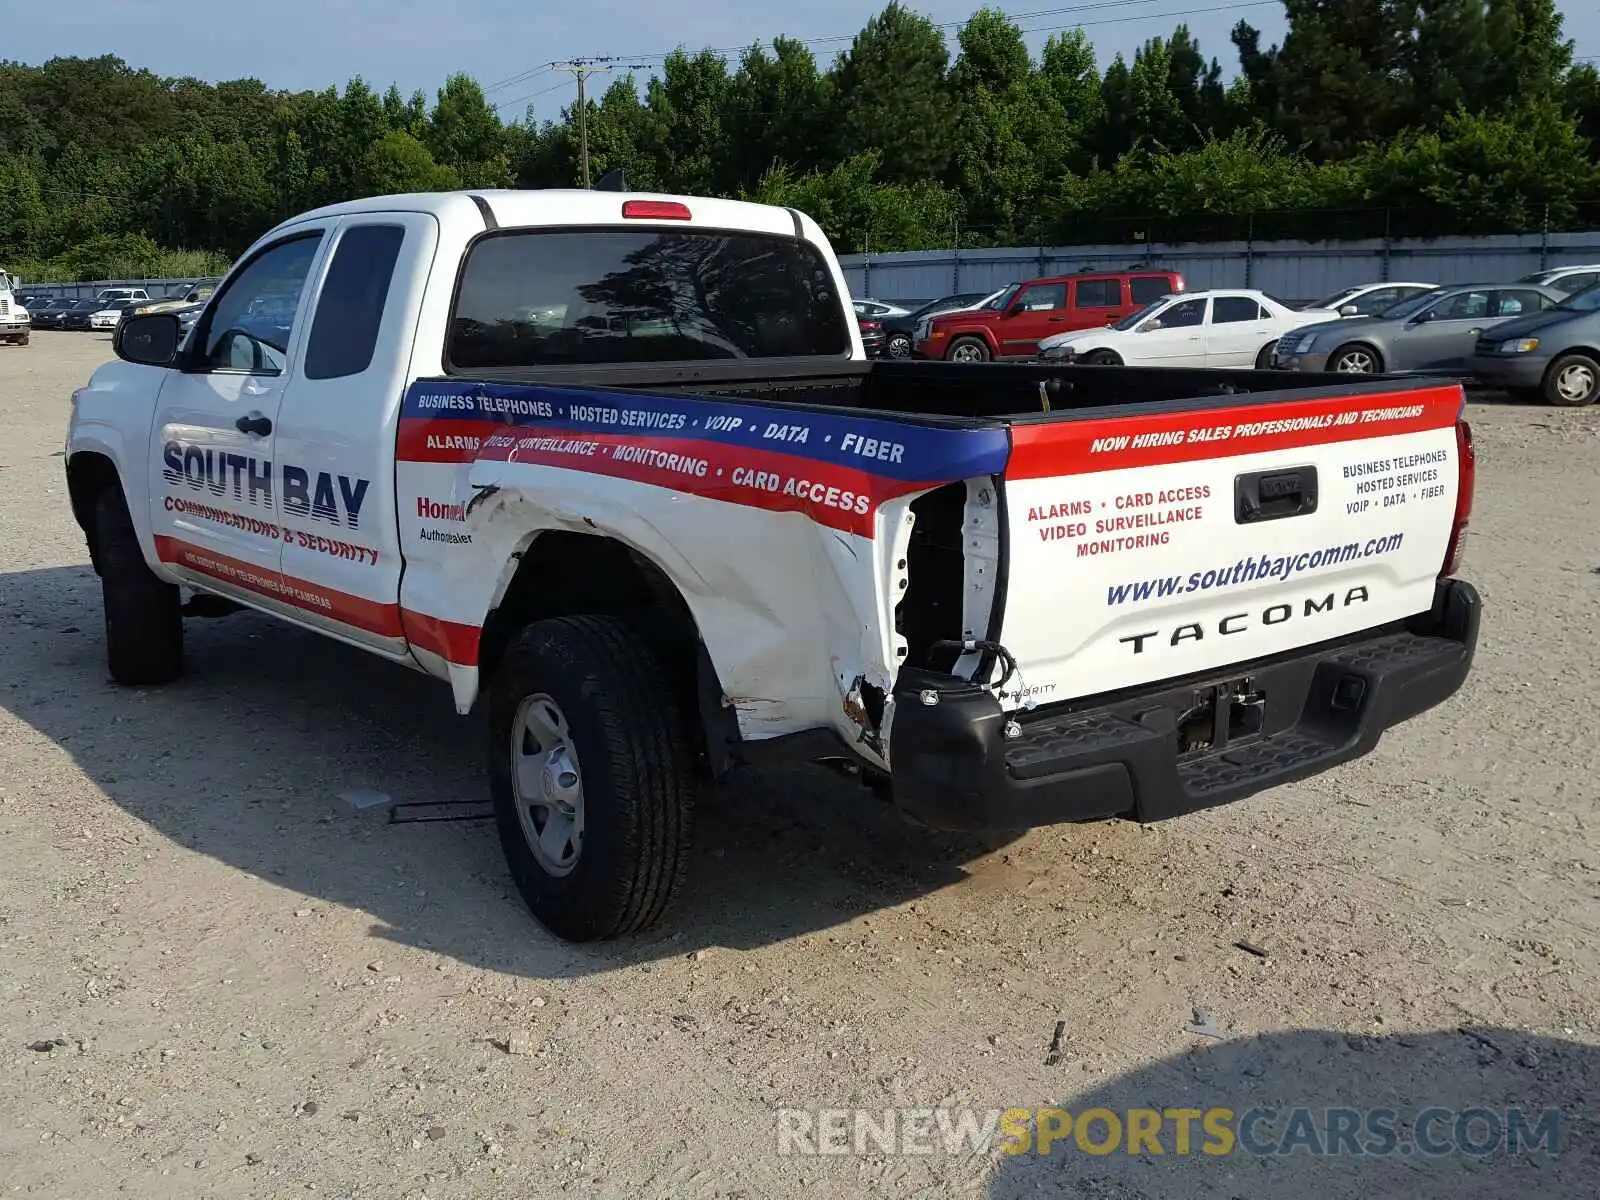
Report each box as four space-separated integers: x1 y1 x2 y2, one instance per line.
235 412 272 437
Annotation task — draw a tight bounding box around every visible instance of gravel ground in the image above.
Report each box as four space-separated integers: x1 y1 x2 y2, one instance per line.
2 330 1598 1199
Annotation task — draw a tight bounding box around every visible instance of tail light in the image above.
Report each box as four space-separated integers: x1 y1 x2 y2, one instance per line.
1441 415 1475 577
860 320 882 332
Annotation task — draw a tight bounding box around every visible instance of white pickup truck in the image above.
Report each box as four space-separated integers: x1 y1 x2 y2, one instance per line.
66 188 1481 941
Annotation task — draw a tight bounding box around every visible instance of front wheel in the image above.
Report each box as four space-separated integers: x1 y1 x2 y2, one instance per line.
487 615 695 942
94 487 184 684
947 337 991 363
1544 352 1600 407
1081 349 1121 366
1329 343 1383 373
885 333 912 359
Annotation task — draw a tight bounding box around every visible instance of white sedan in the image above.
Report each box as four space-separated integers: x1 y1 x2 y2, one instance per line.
1037 289 1337 369
88 298 138 330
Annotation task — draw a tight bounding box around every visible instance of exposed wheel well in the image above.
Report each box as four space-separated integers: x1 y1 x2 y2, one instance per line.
66 452 121 574
1330 341 1384 370
1545 346 1600 375
477 531 735 774
946 334 994 358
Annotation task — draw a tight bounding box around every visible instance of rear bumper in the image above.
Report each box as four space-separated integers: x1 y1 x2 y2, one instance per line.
887 578 1480 832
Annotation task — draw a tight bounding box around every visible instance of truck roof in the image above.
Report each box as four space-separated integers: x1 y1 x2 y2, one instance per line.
268 189 816 242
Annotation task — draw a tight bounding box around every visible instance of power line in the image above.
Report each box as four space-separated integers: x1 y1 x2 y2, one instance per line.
481 63 556 95
588 0 1275 66
494 79 571 115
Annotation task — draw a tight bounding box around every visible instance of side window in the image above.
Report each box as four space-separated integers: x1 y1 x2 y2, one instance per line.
1151 298 1207 329
1074 279 1121 309
1430 291 1489 320
1555 272 1597 295
1351 287 1398 314
1213 296 1263 323
304 225 405 380
1492 289 1550 317
193 234 322 375
1016 283 1066 312
1129 277 1170 305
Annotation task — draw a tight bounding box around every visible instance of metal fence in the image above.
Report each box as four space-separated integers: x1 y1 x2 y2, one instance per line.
14 276 223 301
840 229 1600 308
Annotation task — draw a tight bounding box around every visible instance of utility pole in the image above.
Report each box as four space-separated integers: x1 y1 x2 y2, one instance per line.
551 57 649 188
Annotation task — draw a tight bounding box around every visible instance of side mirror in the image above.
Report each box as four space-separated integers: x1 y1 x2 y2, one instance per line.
1339 304 1359 317
114 313 181 367
1141 319 1163 332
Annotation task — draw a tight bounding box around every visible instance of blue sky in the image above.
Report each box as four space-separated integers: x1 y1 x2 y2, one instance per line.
5 0 1597 124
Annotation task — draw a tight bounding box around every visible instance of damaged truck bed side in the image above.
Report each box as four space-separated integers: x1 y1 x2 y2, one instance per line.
65 188 1479 942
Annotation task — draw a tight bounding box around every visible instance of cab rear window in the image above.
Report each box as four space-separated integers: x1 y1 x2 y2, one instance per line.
447 228 852 369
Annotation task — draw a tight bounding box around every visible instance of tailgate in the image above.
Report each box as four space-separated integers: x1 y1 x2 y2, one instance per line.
996 385 1464 707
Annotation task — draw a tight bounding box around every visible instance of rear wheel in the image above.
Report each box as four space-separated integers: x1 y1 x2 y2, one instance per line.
1543 352 1600 407
94 487 184 685
487 615 694 942
1329 343 1383 373
1255 340 1278 369
885 333 912 359
947 337 991 363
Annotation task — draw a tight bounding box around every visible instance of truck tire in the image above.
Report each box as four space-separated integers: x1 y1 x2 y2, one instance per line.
94 487 184 685
947 337 991 363
487 615 694 942
1543 352 1600 407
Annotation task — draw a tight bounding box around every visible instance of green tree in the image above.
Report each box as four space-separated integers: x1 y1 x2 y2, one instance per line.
638 50 732 194
0 156 49 254
426 73 511 187
356 130 461 195
751 153 961 254
828 3 955 184
948 10 1071 242
721 39 832 194
1269 0 1415 157
1361 102 1598 233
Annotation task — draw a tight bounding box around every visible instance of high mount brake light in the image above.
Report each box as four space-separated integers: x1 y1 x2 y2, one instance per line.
621 200 692 221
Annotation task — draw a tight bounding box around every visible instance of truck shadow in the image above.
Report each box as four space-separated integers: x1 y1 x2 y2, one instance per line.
0 564 1013 977
985 1026 1597 1199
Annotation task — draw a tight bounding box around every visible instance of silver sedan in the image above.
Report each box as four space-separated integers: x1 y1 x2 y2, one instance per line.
1272 283 1567 374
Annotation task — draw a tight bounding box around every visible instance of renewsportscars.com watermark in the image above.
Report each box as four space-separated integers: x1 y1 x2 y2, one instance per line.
775 1106 1563 1159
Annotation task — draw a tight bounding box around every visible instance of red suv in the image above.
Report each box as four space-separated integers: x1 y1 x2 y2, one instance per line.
914 269 1185 362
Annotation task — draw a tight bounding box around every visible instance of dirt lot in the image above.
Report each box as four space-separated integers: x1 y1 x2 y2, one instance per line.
2 330 1598 1199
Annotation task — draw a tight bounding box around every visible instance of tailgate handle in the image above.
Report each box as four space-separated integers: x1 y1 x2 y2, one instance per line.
1235 465 1318 524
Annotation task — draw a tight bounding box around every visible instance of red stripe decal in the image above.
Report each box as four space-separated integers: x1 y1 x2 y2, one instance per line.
397 417 497 464
1007 385 1462 479
154 535 480 665
400 418 939 537
402 609 483 665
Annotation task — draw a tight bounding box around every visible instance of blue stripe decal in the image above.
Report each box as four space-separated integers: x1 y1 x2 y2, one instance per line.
401 379 1011 483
